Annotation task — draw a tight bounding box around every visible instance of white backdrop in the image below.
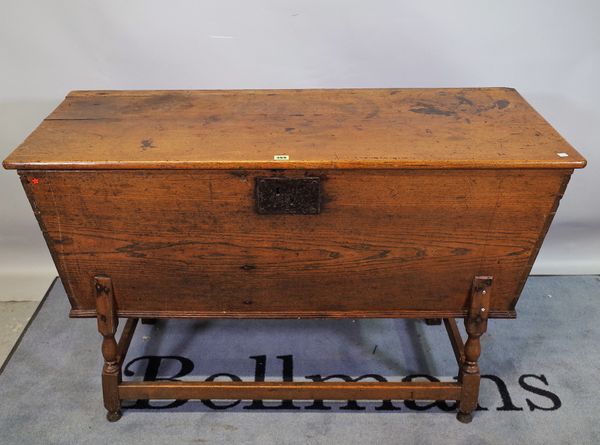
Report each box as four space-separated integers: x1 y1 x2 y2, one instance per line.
1 0 598 300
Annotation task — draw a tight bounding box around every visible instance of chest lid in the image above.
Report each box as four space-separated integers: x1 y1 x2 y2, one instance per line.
3 88 586 170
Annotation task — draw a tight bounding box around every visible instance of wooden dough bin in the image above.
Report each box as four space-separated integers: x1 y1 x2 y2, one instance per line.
3 88 586 422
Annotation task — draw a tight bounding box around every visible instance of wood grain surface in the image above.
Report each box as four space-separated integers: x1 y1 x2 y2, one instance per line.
19 168 570 318
3 88 586 170
118 380 462 401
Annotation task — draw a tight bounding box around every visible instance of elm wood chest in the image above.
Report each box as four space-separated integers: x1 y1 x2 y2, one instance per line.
3 88 586 422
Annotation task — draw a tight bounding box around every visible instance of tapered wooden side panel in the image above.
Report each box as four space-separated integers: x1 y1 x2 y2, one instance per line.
19 169 569 318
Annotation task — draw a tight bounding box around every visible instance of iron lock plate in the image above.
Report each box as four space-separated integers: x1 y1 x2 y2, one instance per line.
255 177 321 215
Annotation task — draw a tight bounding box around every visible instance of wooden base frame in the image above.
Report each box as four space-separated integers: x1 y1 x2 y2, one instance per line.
94 275 492 423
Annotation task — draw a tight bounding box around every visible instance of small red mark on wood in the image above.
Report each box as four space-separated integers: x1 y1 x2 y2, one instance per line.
31 178 39 184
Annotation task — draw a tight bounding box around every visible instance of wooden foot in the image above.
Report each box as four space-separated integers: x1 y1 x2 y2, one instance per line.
424 318 442 325
95 276 122 422
106 410 122 422
456 276 492 422
456 411 473 424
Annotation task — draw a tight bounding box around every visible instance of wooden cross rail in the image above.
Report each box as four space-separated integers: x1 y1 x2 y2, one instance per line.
119 381 462 401
444 318 466 365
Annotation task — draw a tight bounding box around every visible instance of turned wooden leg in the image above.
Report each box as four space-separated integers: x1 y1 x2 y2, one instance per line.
424 318 442 325
95 276 122 422
457 276 492 424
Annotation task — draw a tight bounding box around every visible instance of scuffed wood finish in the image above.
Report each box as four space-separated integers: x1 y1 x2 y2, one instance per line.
3 88 586 171
20 168 569 318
